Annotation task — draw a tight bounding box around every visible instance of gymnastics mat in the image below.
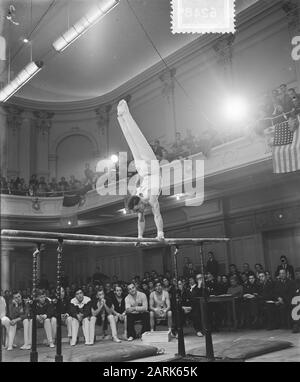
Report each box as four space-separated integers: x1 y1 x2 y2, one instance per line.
57 342 159 362
188 338 293 360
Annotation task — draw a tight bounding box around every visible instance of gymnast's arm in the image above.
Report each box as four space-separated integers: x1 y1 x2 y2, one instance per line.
149 196 164 239
137 212 145 238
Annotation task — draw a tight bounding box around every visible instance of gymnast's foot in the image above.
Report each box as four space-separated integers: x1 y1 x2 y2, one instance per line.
117 99 129 117
156 232 165 240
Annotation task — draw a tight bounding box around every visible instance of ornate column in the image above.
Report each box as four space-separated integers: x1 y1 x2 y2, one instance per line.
213 33 236 87
282 0 300 84
1 245 11 290
159 68 177 141
5 105 23 179
95 104 112 157
33 111 54 179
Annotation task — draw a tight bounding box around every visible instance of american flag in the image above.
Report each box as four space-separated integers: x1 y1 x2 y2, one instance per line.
272 118 300 173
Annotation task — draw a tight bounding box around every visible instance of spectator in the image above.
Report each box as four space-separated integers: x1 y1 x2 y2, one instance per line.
217 275 229 295
29 174 38 191
273 269 294 329
52 287 72 342
278 84 294 113
275 255 295 280
104 282 115 300
35 289 56 348
183 262 196 279
206 251 219 278
58 177 69 192
149 281 172 334
84 163 94 184
1 291 28 350
111 284 127 339
69 289 94 346
92 289 121 343
228 264 241 282
125 283 150 341
48 178 58 195
227 276 243 298
191 273 206 337
242 263 255 278
288 88 300 104
254 263 264 279
242 275 260 328
257 272 277 330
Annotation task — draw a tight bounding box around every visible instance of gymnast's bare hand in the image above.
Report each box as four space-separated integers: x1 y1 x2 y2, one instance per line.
117 99 129 117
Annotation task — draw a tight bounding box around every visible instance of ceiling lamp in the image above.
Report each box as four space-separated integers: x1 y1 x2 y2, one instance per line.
52 0 119 52
0 61 43 103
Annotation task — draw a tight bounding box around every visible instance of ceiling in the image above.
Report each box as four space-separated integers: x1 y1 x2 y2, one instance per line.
0 0 259 103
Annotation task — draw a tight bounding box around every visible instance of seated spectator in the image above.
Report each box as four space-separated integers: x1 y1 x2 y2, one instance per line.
162 277 172 293
52 287 72 342
141 282 150 302
241 275 260 328
191 273 206 337
183 262 196 279
149 281 172 334
104 282 115 300
273 269 294 329
254 263 264 279
58 177 69 192
278 83 294 113
92 289 121 343
228 264 241 282
288 88 300 105
111 285 127 339
206 251 219 278
217 275 229 295
86 285 95 299
275 255 294 280
48 178 58 195
125 283 150 341
29 174 38 191
1 290 29 350
69 289 94 346
257 272 278 330
227 276 243 298
265 271 273 283
291 267 300 333
242 263 255 278
35 289 56 348
240 272 248 287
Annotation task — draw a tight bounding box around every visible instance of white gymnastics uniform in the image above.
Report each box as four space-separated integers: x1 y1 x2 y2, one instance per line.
117 100 160 201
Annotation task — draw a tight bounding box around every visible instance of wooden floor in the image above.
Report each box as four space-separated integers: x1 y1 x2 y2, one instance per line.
2 328 300 362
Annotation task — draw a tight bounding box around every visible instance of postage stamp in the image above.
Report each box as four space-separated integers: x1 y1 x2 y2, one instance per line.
171 0 236 34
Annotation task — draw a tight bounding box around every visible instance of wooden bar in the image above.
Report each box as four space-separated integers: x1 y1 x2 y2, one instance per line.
1 229 229 245
0 236 164 248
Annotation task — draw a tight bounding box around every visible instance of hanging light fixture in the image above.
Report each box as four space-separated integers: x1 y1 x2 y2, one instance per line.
52 0 119 52
0 60 43 102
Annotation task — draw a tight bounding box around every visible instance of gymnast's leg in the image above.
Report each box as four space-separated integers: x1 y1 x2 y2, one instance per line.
117 99 157 178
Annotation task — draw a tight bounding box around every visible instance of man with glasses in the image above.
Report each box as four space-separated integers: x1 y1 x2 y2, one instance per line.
125 283 150 341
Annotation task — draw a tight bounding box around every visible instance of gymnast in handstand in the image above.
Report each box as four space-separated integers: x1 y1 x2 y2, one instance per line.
117 99 164 240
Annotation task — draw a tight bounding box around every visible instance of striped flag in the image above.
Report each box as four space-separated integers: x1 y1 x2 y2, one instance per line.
272 117 300 173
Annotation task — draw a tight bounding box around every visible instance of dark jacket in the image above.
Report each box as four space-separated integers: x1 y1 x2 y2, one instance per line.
69 296 92 319
7 300 27 321
206 259 219 277
273 279 294 304
258 281 275 301
275 264 295 280
111 295 126 315
36 299 54 318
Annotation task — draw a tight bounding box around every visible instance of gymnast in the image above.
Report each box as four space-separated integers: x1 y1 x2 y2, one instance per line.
117 99 164 240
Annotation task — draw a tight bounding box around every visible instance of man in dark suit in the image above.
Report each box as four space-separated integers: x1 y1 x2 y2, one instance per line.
206 251 219 278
